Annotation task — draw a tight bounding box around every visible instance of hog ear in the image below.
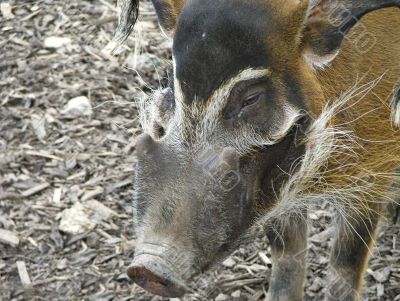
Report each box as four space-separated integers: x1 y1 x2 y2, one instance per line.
105 0 185 54
301 0 400 68
151 0 185 34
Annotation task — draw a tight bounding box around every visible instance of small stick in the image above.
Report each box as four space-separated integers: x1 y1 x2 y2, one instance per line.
16 261 32 288
25 150 63 161
21 183 50 197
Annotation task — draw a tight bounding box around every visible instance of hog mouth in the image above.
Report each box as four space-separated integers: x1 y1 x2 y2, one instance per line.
127 253 189 297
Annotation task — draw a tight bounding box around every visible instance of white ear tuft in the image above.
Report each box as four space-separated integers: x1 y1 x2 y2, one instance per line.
303 48 339 69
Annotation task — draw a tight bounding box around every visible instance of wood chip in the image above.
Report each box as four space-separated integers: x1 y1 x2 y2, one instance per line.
368 266 392 283
222 257 236 268
377 283 384 298
85 199 117 219
0 228 19 247
20 10 40 22
250 291 264 301
10 37 30 47
44 36 72 49
231 290 241 298
59 203 96 234
16 261 32 288
81 186 104 202
75 153 92 161
25 150 63 161
61 96 92 117
21 182 50 197
52 186 63 204
0 2 14 19
258 252 272 267
31 113 47 140
0 192 21 201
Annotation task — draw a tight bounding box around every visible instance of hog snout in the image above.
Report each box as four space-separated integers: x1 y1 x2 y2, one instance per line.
130 133 249 297
128 242 193 297
128 253 188 297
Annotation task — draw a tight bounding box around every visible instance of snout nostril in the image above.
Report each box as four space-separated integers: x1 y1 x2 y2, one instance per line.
127 265 165 286
127 264 186 298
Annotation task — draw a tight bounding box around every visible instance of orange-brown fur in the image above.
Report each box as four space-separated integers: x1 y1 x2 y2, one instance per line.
256 3 400 215
305 8 400 219
314 8 400 294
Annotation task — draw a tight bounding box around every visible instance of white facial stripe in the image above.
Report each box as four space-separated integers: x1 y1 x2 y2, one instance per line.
170 62 272 142
141 63 302 153
172 57 192 140
200 68 272 139
206 68 271 119
173 57 185 119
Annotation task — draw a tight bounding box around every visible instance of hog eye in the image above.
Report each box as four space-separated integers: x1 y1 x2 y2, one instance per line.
224 82 268 120
242 93 262 108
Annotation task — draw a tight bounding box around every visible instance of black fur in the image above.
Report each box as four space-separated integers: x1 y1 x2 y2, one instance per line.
283 71 306 110
173 0 272 102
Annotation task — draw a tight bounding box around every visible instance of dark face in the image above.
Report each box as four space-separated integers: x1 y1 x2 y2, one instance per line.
128 0 316 298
